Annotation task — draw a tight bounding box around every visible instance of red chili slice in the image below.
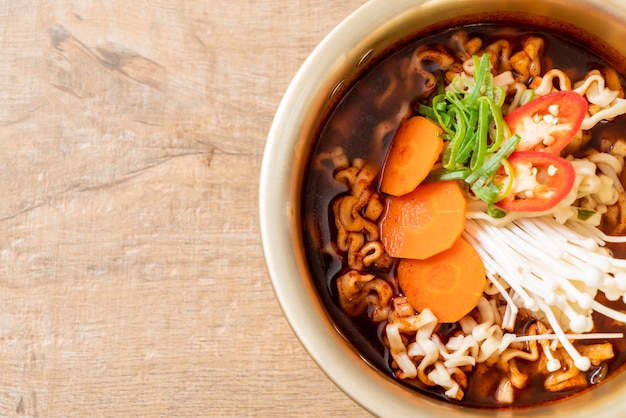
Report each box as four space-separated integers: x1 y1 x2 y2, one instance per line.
504 90 588 154
496 151 575 212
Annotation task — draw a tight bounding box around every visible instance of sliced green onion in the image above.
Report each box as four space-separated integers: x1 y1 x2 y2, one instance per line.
449 75 473 94
478 96 507 152
519 89 535 106
577 208 597 221
465 135 520 185
415 53 525 216
492 86 506 108
494 158 515 202
418 103 436 120
487 204 507 218
455 130 477 165
464 54 491 107
455 108 479 164
425 167 470 182
472 182 500 203
442 108 468 169
469 99 489 171
484 66 494 100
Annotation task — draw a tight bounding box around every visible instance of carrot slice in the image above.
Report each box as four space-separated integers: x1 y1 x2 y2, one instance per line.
380 116 444 196
397 237 486 323
380 180 466 260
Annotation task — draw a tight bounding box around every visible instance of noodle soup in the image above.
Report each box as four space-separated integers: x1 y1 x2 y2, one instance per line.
302 21 626 408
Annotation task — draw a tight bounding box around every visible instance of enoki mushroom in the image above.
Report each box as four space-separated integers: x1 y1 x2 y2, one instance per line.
463 215 626 371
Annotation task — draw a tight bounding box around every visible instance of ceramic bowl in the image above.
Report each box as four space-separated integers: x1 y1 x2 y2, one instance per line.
260 1 626 416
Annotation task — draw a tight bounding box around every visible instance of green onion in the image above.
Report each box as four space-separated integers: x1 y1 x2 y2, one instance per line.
494 158 515 202
519 89 535 107
441 108 468 169
577 208 597 221
472 182 501 203
425 167 471 182
470 99 489 171
492 86 506 108
417 54 522 215
478 96 508 152
465 135 520 184
487 204 507 218
464 54 491 106
456 130 478 165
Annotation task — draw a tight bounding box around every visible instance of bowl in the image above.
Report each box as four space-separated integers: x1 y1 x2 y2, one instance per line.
259 0 626 416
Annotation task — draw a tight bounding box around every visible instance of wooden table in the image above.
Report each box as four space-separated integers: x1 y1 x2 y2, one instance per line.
0 1 370 416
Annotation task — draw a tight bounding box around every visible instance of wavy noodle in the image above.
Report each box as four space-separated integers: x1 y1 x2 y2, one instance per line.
449 31 483 62
386 295 517 400
582 98 626 130
544 355 587 392
374 59 402 109
485 39 512 72
533 69 572 96
313 146 349 171
337 270 393 321
574 71 620 107
593 159 626 235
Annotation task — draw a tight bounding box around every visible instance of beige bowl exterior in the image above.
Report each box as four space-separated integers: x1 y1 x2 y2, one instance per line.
260 0 626 416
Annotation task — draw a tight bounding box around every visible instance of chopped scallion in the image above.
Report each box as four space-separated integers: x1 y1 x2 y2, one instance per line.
418 54 520 215
577 208 597 221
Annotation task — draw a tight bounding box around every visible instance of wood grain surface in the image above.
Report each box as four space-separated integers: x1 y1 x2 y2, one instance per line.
0 1 371 416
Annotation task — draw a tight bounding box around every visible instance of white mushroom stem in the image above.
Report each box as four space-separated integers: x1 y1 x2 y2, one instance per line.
463 215 626 372
535 298 590 371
